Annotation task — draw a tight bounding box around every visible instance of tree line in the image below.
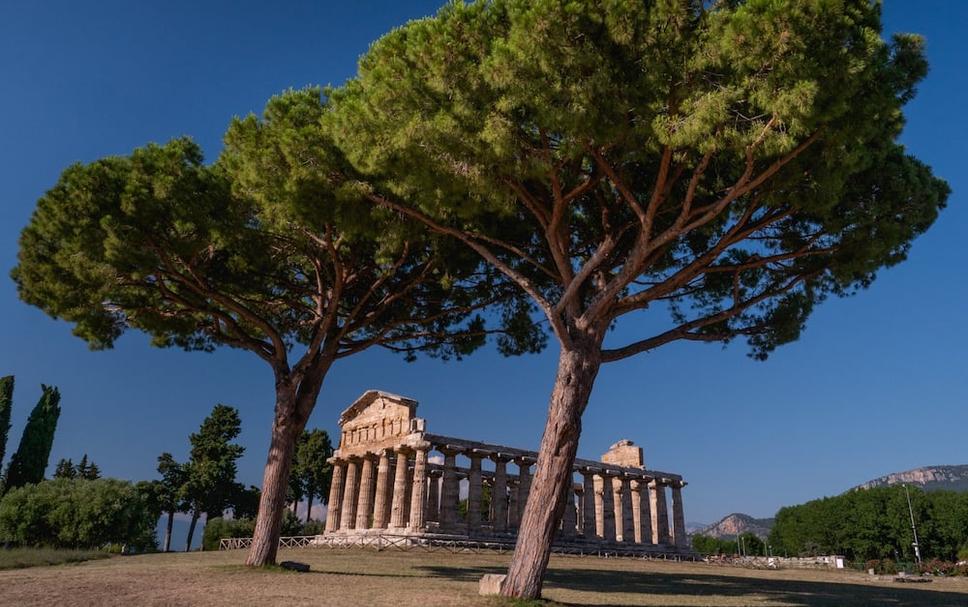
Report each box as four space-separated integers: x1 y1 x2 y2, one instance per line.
154 403 333 552
768 485 968 563
12 0 947 598
0 381 333 553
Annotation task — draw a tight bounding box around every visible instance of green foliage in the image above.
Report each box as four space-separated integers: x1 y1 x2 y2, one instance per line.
12 101 535 364
53 458 76 480
4 385 61 493
692 533 738 555
289 428 333 517
184 404 244 519
201 511 311 551
0 478 158 550
201 516 254 551
0 547 109 571
0 376 12 484
230 484 261 519
156 452 188 516
326 0 947 361
738 532 765 556
769 486 968 561
76 454 101 480
959 544 968 562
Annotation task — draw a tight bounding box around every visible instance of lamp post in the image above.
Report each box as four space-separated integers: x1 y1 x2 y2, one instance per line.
904 484 922 566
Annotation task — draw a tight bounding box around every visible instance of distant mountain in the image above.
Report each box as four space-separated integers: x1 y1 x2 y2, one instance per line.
855 465 968 493
686 521 708 535
697 513 774 540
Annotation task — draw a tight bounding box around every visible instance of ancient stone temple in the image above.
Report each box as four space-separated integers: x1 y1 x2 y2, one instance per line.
321 390 692 555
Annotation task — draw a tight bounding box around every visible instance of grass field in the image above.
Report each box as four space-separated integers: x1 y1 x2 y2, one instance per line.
0 547 965 606
0 547 108 571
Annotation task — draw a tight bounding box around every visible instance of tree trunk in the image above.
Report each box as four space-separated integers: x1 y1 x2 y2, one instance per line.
306 492 314 523
164 510 174 552
244 386 305 566
501 340 602 599
185 509 200 552
245 354 332 566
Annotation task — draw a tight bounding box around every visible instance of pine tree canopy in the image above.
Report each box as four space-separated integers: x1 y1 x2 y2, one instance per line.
325 0 949 359
11 91 542 370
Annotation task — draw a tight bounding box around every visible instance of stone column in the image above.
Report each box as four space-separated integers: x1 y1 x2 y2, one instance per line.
426 470 441 523
620 476 635 542
515 457 532 524
439 448 460 530
639 477 654 544
467 452 483 534
671 481 688 548
630 479 644 543
389 448 410 529
355 454 376 529
650 479 670 544
560 478 577 539
408 444 430 530
508 480 519 529
339 457 359 531
324 459 344 533
582 470 597 539
372 450 391 529
611 476 625 541
493 456 511 531
599 472 616 541
485 479 495 523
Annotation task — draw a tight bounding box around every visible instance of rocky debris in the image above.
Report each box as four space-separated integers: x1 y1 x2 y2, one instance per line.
479 574 506 595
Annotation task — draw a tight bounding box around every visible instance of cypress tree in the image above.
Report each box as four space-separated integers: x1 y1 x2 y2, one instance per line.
0 376 12 478
3 384 61 493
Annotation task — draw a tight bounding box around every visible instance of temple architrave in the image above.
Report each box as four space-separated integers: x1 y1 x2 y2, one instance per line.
320 390 692 555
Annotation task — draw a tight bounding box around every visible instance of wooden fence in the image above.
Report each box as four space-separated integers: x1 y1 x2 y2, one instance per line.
219 533 699 561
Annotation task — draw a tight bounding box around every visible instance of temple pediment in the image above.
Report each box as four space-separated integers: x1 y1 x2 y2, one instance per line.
337 390 423 456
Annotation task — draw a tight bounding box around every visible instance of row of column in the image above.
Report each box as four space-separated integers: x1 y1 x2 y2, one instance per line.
324 442 431 533
324 446 687 548
571 469 687 547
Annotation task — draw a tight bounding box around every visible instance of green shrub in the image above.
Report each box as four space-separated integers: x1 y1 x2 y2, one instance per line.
958 544 968 563
201 512 324 551
301 520 325 536
202 517 255 551
0 478 157 551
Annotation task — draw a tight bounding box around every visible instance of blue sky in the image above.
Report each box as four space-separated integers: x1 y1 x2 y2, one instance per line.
0 1 965 527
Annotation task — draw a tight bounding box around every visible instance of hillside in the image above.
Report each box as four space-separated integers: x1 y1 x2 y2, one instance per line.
854 465 968 492
697 513 774 540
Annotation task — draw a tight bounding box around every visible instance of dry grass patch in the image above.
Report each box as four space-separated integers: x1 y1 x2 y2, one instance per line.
0 547 966 606
0 547 109 570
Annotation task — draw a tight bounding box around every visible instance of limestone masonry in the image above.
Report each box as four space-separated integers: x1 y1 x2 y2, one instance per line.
321 390 692 555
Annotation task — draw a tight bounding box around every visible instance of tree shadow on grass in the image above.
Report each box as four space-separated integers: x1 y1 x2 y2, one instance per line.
416 564 968 607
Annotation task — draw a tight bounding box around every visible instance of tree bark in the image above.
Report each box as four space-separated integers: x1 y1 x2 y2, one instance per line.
185 509 200 552
501 338 602 599
306 492 314 523
244 388 305 566
164 510 174 552
245 361 329 567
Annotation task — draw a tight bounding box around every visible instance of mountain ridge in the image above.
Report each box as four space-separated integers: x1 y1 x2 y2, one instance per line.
853 464 968 492
697 512 774 540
